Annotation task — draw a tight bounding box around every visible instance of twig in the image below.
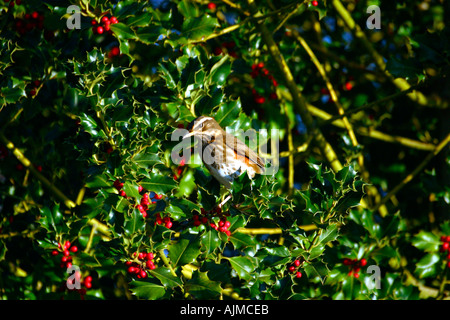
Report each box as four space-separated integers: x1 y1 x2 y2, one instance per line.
0 133 76 209
292 29 362 168
247 0 343 173
331 0 429 107
372 133 450 212
304 102 437 151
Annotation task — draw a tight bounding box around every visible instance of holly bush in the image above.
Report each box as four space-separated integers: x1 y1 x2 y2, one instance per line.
0 0 449 301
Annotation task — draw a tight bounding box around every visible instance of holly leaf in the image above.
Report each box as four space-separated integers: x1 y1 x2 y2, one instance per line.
411 231 440 253
168 234 201 267
129 279 166 299
184 270 222 299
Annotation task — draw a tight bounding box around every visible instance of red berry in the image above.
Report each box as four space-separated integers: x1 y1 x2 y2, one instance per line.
110 16 118 24
254 96 265 104
101 16 109 23
91 20 97 26
269 92 278 100
207 3 216 11
359 258 367 267
139 270 148 278
96 26 104 34
312 0 318 6
224 221 231 228
445 236 450 243
257 62 264 69
193 220 201 226
31 11 39 19
344 82 353 91
288 266 295 272
353 272 360 278
225 230 231 236
64 241 71 249
127 266 136 274
119 190 127 197
441 242 450 252
294 259 300 267
51 250 59 256
63 250 70 257
147 252 154 260
296 271 302 278
103 20 111 31
343 258 353 265
165 221 173 229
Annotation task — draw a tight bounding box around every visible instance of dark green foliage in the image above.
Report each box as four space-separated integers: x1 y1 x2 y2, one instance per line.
0 0 448 300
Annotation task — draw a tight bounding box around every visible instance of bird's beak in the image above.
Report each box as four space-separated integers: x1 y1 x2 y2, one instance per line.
182 131 196 140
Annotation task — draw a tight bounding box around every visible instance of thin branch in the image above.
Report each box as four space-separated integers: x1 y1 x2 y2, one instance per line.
292 29 361 163
0 133 76 209
247 0 343 173
304 102 437 151
372 133 450 212
331 0 431 107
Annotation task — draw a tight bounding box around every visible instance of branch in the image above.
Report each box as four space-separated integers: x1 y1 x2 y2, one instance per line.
331 0 431 107
304 102 437 151
372 133 450 212
0 133 76 209
247 0 343 173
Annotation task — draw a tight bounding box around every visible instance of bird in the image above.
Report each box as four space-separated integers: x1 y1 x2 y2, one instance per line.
181 116 265 190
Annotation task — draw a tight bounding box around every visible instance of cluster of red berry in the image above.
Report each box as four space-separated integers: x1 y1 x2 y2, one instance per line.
193 207 231 236
63 270 93 300
114 179 166 222
288 259 303 278
91 15 119 35
113 179 127 198
173 157 186 180
250 62 278 104
343 258 367 278
5 0 22 8
439 235 450 268
28 79 41 97
14 11 45 35
136 189 164 218
212 41 238 58
155 213 173 228
51 241 78 269
126 251 156 279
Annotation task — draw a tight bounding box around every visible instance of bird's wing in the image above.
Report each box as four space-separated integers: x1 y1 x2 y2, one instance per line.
223 132 265 173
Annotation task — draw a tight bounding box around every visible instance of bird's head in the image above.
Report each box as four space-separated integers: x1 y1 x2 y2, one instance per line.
182 116 223 144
